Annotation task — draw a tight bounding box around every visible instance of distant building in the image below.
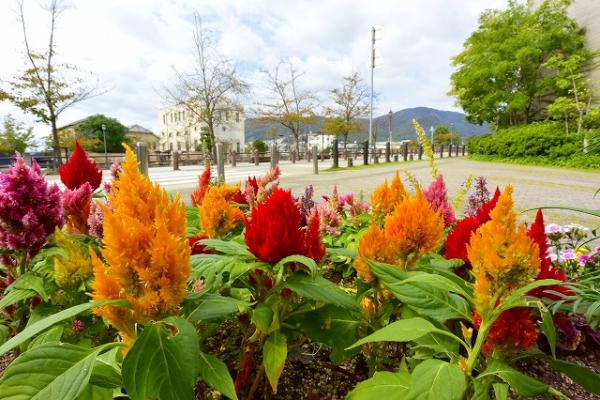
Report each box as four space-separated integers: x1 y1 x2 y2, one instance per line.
157 104 245 152
127 124 160 151
306 131 335 151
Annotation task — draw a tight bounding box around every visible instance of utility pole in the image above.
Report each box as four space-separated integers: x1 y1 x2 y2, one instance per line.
388 109 393 143
369 26 376 157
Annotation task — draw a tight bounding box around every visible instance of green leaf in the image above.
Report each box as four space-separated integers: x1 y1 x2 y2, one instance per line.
471 380 491 400
495 279 561 314
198 351 238 400
405 359 466 400
185 206 201 237
539 307 556 359
480 359 548 397
263 331 287 393
7 273 48 301
347 369 410 400
326 247 358 259
89 359 121 388
0 299 128 356
492 383 508 400
28 325 64 350
200 239 254 258
545 357 600 395
0 288 35 309
283 273 359 311
0 325 9 345
287 304 360 364
276 255 318 277
186 293 251 321
122 317 201 400
347 318 439 349
190 254 254 292
0 342 116 400
76 385 114 400
252 303 274 334
410 330 460 360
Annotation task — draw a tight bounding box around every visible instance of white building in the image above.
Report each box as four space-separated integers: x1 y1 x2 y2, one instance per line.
158 104 245 152
306 131 335 151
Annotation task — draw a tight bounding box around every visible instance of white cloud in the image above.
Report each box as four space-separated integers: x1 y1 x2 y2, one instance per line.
0 0 508 145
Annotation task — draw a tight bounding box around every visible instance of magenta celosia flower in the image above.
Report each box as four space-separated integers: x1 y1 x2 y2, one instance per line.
63 182 93 234
87 200 105 240
424 175 456 227
297 185 315 224
0 154 64 255
315 201 340 235
465 176 490 217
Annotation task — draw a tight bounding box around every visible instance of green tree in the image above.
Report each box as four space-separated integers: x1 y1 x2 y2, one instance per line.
323 72 369 150
0 1 101 165
247 139 268 154
0 115 35 154
433 125 459 145
75 115 129 153
449 0 588 128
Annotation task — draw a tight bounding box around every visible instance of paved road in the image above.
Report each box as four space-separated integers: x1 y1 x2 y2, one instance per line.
46 158 600 226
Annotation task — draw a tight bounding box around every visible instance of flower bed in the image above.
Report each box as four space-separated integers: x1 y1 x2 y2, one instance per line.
1 123 599 399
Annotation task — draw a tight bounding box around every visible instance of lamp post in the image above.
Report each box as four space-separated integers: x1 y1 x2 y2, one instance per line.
388 109 393 143
101 123 108 169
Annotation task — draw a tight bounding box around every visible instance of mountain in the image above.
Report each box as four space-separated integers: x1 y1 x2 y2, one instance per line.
245 107 489 144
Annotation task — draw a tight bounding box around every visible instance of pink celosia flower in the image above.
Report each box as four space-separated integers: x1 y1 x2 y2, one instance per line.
424 174 456 227
315 202 340 236
465 176 490 217
0 154 64 255
87 200 105 240
63 182 93 234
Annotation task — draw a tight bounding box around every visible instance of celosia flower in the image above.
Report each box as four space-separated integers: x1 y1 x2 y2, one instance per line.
304 210 325 262
189 233 210 255
58 142 102 190
356 190 444 280
87 200 105 240
0 154 64 256
424 175 456 227
244 189 323 264
199 185 244 238
256 166 281 203
191 164 211 207
371 172 406 222
90 146 190 342
467 186 540 314
315 201 340 236
53 229 93 289
444 217 480 265
475 187 500 224
63 182 93 234
473 308 538 355
465 176 490 217
72 319 85 333
102 161 123 193
297 185 315 223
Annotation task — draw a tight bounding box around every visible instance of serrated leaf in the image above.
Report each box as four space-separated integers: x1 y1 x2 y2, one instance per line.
190 254 254 292
198 351 238 400
7 273 48 301
122 317 200 400
405 359 466 400
283 273 359 311
347 369 410 399
200 239 254 258
186 293 250 321
263 331 287 393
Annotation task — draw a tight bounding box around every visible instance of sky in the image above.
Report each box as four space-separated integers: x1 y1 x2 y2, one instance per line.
0 0 508 146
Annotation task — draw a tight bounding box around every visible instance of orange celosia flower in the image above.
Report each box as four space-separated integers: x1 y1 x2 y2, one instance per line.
355 189 443 281
199 185 244 238
467 186 540 314
90 145 190 342
191 164 211 207
370 172 406 223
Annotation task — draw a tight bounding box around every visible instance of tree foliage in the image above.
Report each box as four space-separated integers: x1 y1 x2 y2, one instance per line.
450 0 588 128
0 115 35 154
75 115 129 153
433 125 459 145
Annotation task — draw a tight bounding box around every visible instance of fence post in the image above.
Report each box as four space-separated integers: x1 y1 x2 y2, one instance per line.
363 140 369 165
231 150 237 167
291 150 297 164
253 150 259 166
402 142 408 161
385 142 391 163
347 156 353 167
462 145 466 156
312 145 319 175
448 144 452 158
332 139 339 168
216 142 225 183
136 142 149 177
583 138 589 154
172 150 180 170
418 145 423 160
440 144 444 158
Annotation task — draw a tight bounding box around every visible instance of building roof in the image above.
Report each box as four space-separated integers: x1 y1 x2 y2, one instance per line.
128 124 160 139
57 118 87 131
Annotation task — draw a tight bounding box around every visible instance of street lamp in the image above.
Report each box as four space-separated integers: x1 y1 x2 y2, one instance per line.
388 109 393 144
101 124 108 169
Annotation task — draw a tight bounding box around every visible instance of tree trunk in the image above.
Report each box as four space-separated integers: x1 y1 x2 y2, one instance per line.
294 131 300 156
50 115 62 167
343 133 348 151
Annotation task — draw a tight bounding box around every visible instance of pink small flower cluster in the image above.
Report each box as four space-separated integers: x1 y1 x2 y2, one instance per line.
0 155 64 255
465 176 490 217
63 182 93 234
424 175 456 227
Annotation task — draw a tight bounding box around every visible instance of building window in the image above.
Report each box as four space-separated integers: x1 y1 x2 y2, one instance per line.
169 143 173 151
225 111 229 121
183 111 185 121
236 112 240 123
217 111 222 121
177 143 181 151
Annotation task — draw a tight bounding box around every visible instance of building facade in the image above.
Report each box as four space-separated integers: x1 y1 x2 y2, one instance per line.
127 124 160 151
157 104 245 152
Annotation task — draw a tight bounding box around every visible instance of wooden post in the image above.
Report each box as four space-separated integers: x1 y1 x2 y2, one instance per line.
448 144 453 158
332 139 339 168
402 142 408 161
136 142 149 177
455 143 459 157
418 145 423 160
253 149 259 166
363 140 369 165
385 142 391 163
462 145 466 156
312 145 319 174
231 150 237 167
216 142 225 183
440 144 444 158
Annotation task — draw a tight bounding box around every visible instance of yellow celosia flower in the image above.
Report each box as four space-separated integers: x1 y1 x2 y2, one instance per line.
53 229 93 289
371 172 406 223
355 189 444 281
467 186 540 314
199 185 244 238
90 145 190 342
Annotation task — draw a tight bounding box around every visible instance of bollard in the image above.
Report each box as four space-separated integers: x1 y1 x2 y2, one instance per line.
462 145 466 156
440 144 444 158
409 153 414 161
402 143 408 161
231 150 237 167
431 144 435 155
270 146 278 168
136 142 149 177
394 154 398 162
291 150 297 164
320 150 325 162
455 144 459 157
418 145 423 160
306 148 311 162
374 151 379 164
312 145 319 174
172 150 180 170
385 142 391 163
253 149 259 166
448 144 453 158
332 139 339 168
216 142 225 183
363 140 369 165
347 156 353 167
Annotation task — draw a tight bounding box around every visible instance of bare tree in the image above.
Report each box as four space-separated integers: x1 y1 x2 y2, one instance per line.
1 0 102 165
255 62 318 155
323 72 369 150
165 15 248 156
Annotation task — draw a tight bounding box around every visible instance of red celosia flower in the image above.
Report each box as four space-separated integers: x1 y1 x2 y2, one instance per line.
527 209 573 300
191 164 211 207
444 216 480 265
189 233 211 255
474 308 539 355
244 189 306 264
476 187 500 224
304 210 325 262
58 142 102 190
